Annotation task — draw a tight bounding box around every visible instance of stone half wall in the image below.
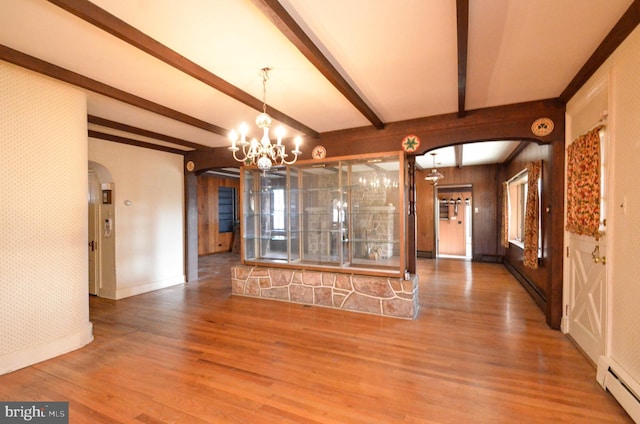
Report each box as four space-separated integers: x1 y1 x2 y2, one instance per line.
231 266 419 319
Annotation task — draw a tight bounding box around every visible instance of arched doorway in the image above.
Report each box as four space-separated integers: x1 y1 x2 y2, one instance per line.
88 161 116 298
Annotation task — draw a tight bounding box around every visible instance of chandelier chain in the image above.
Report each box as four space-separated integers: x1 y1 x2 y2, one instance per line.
261 67 270 114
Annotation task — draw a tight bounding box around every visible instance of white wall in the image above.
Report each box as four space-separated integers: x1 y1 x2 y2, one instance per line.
0 61 93 374
88 138 185 299
567 26 640 396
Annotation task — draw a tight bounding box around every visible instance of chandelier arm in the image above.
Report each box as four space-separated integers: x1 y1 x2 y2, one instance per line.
268 145 279 160
232 149 247 164
280 151 300 166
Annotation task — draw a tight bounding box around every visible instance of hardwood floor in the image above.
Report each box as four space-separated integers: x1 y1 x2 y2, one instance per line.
0 254 632 423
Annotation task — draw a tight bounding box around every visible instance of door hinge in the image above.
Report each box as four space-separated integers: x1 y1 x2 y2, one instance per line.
565 304 570 317
566 246 570 258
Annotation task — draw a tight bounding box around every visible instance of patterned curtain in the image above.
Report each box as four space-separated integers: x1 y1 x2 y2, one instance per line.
566 127 602 237
523 161 542 269
501 181 509 248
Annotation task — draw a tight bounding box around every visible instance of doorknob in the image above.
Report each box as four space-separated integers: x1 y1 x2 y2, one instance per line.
591 245 606 265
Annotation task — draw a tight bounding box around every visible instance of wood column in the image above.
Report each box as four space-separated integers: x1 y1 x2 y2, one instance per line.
407 155 417 274
185 171 198 282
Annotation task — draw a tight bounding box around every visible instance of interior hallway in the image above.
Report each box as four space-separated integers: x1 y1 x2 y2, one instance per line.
0 254 631 423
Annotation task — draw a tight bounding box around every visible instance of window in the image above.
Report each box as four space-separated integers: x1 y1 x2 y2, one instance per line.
507 169 541 256
218 187 236 233
508 172 528 243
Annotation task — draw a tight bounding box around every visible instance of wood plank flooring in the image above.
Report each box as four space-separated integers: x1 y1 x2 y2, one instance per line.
0 254 632 423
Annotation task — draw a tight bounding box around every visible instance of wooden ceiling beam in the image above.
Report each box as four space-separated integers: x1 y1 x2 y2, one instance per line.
88 115 213 151
456 0 469 118
0 44 226 136
47 0 319 138
503 141 529 165
560 0 640 102
454 144 464 168
89 130 187 155
251 0 385 130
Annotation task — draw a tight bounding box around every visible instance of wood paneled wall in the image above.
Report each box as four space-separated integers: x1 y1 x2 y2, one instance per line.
417 165 499 260
500 142 556 323
197 175 239 255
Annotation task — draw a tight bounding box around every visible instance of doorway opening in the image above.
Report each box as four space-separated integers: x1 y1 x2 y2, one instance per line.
88 161 116 299
435 185 472 260
88 170 100 295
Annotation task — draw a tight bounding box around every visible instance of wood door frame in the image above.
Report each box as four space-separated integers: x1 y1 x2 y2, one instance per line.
88 170 101 296
434 184 472 259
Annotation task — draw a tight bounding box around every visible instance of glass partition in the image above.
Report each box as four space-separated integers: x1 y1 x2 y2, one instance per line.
240 151 405 276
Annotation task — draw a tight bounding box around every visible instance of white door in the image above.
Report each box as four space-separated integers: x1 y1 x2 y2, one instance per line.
566 232 607 363
565 123 608 364
88 170 100 295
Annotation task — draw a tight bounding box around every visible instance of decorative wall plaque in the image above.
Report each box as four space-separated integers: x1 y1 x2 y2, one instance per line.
402 134 421 152
531 118 554 136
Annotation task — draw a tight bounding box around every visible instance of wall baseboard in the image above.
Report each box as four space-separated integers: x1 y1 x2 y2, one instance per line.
0 323 93 375
473 254 503 263
503 259 547 310
597 356 640 423
114 275 185 300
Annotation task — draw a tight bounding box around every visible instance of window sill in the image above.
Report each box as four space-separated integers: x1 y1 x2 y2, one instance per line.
509 240 524 250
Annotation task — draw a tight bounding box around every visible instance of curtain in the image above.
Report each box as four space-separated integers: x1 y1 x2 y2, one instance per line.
501 181 509 248
523 161 542 269
566 127 602 237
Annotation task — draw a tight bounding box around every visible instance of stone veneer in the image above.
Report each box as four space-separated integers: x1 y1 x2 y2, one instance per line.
231 265 419 319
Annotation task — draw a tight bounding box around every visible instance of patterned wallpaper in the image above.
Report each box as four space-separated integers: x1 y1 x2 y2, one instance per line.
0 61 91 368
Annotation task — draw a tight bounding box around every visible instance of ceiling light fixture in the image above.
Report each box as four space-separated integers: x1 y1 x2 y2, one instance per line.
425 152 444 185
229 67 301 171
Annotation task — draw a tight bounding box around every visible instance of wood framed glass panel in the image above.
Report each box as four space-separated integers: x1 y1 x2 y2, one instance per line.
240 151 406 277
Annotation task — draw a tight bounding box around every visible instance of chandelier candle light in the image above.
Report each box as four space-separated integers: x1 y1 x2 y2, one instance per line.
229 67 302 171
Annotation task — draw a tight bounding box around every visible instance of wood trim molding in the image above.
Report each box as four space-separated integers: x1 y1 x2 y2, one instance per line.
88 115 212 151
47 0 319 138
0 44 226 136
88 130 187 155
456 0 469 118
560 0 640 102
251 0 385 130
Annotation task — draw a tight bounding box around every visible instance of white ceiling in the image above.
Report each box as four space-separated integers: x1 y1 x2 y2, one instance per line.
0 0 634 166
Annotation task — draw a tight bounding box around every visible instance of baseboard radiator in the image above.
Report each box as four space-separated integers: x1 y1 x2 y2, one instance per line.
597 357 640 423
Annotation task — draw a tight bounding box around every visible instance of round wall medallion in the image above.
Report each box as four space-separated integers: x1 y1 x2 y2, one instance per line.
312 145 326 159
186 160 195 172
401 134 421 153
531 118 554 137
